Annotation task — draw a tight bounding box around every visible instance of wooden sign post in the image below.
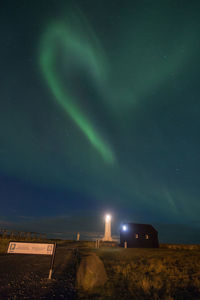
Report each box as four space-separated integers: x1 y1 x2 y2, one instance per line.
7 241 56 279
48 242 56 279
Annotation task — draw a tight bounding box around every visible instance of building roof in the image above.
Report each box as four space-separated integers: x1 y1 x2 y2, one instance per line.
122 223 158 233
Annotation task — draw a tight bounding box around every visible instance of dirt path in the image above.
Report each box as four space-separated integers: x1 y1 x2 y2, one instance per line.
0 246 77 299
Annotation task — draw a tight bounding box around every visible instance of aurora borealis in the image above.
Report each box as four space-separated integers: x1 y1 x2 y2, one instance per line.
1 0 200 242
39 19 115 164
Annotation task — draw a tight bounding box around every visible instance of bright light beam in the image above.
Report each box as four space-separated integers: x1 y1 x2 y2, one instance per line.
122 225 127 231
105 214 111 222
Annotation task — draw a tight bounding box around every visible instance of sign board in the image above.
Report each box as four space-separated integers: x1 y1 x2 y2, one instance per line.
7 241 56 279
7 242 54 255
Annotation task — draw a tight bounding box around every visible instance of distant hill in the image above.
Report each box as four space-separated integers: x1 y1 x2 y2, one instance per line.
154 223 200 244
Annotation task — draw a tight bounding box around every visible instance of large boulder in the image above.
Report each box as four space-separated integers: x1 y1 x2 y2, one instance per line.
77 253 107 291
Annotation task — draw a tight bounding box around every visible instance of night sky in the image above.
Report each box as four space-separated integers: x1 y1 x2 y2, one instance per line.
1 0 200 243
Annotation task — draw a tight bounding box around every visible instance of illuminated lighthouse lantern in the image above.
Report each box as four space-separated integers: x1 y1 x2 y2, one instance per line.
102 214 112 241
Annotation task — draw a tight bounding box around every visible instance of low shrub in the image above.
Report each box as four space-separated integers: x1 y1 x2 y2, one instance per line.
94 248 200 299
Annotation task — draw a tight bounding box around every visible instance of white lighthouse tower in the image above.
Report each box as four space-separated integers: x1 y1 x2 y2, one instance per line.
102 214 112 241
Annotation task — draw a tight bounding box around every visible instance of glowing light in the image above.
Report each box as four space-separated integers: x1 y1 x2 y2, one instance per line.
105 214 111 222
122 225 127 231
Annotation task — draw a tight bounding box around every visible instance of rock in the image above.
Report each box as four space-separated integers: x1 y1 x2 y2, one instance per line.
76 253 107 291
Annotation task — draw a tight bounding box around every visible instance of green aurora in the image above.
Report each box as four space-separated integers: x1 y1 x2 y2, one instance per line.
39 19 115 164
0 0 200 228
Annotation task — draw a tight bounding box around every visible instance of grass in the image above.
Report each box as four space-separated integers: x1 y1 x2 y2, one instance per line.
0 238 96 254
88 247 200 299
160 244 200 250
0 239 10 254
1 239 200 299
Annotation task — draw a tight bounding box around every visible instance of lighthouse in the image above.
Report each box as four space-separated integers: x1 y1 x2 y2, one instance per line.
102 214 112 241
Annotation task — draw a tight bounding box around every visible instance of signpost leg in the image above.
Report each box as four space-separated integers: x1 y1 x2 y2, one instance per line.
48 269 52 280
48 243 56 280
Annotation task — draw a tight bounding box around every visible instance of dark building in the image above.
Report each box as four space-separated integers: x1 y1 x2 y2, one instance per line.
120 223 159 248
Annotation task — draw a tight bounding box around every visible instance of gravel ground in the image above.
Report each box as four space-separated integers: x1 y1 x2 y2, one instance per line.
0 246 77 300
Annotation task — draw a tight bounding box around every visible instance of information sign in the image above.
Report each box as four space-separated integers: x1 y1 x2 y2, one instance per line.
7 242 54 255
7 242 56 279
